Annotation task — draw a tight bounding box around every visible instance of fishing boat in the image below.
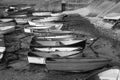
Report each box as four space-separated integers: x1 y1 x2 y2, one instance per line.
31 39 86 48
33 47 81 52
0 18 14 22
14 18 28 24
28 51 81 58
46 58 111 72
98 68 120 80
32 12 52 17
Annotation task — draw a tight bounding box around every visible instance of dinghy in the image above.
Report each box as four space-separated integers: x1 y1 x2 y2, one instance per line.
0 22 15 34
31 16 62 22
31 39 86 48
34 35 74 41
0 18 14 22
46 58 111 72
32 12 52 17
33 47 81 52
0 35 6 60
14 18 28 24
24 23 63 32
98 68 120 80
28 19 63 27
28 51 81 58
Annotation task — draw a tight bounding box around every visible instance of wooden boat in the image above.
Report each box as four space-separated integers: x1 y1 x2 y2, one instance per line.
32 12 52 16
103 13 120 20
31 39 86 48
0 22 15 34
28 19 63 27
28 51 81 58
0 18 14 22
98 68 120 80
14 18 28 24
34 35 74 41
31 16 62 22
24 25 63 33
0 35 6 60
33 47 81 52
46 58 111 72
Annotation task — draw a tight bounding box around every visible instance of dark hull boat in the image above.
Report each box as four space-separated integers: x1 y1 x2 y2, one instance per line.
46 58 111 72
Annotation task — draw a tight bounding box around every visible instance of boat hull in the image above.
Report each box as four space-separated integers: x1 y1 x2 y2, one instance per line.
28 51 80 58
46 58 111 72
33 47 81 52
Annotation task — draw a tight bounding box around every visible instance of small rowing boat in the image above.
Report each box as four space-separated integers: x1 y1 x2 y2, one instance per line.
0 22 15 34
46 58 111 72
28 19 63 27
32 12 52 17
28 51 81 58
31 39 86 48
0 18 14 22
14 18 28 24
33 47 81 52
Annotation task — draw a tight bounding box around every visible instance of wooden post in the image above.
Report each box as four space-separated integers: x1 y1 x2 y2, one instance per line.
61 0 66 11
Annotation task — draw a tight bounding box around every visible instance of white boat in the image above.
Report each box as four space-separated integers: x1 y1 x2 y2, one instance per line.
32 16 62 22
14 18 28 24
34 39 85 46
51 13 63 17
0 22 15 34
35 35 74 40
0 35 6 60
32 12 52 16
0 18 13 22
24 24 63 33
46 58 111 72
34 47 80 52
10 14 27 17
34 35 74 41
28 19 63 27
98 68 120 80
28 51 80 58
103 13 120 20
